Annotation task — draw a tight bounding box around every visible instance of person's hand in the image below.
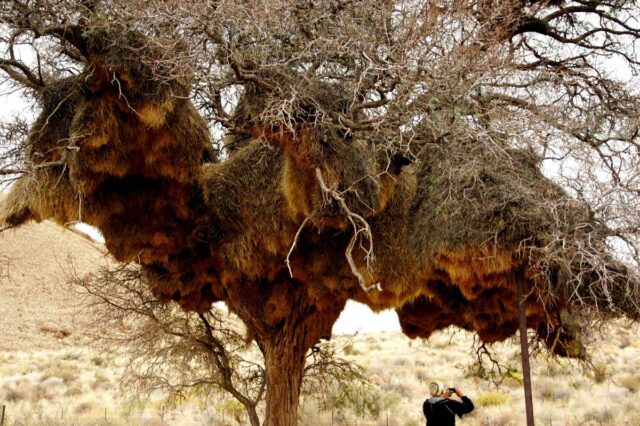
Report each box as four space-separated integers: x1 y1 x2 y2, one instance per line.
454 387 465 397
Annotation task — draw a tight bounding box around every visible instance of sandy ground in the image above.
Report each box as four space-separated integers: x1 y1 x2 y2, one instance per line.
0 221 109 351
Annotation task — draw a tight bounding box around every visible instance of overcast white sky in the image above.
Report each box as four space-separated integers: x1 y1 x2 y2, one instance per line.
333 301 401 334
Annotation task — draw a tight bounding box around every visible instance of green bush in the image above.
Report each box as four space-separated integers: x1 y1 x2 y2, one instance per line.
475 391 510 407
503 370 523 387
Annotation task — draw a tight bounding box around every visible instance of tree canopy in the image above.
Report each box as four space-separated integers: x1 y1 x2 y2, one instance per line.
1 1 639 424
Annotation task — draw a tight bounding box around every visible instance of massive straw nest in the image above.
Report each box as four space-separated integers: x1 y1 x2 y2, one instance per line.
395 138 640 356
2 42 638 358
1 36 216 311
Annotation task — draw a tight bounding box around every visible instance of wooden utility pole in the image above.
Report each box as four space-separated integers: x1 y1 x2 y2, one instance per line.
517 280 535 426
1 405 6 426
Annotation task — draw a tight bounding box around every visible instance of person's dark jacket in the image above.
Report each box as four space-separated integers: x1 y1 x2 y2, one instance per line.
423 395 474 426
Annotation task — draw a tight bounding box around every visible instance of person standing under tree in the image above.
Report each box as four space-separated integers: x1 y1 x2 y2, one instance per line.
423 382 475 426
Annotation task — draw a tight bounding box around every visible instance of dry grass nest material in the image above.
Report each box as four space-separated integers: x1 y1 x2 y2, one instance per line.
1 46 639 358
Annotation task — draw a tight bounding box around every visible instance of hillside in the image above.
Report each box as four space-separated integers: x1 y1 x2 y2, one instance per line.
0 220 108 351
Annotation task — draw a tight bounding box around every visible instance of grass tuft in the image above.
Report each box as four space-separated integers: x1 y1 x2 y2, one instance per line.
475 391 510 407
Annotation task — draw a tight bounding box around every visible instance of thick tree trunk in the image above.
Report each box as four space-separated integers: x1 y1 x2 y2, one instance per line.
262 333 307 426
223 275 346 426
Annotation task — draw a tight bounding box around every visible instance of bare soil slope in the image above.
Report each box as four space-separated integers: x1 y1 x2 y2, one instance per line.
0 221 107 351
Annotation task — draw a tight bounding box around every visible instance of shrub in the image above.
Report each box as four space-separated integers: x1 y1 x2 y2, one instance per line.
224 399 246 423
95 373 109 383
584 407 614 424
535 378 571 401
503 370 523 387
620 375 640 392
618 335 631 349
369 342 383 351
592 363 608 384
61 351 81 361
414 367 430 383
393 358 410 367
40 363 79 384
473 410 518 426
64 385 83 397
546 361 571 377
343 344 362 356
475 391 510 407
627 411 640 426
75 401 95 414
91 373 111 390
31 384 54 402
91 356 106 367
380 380 413 398
5 386 27 402
58 366 80 384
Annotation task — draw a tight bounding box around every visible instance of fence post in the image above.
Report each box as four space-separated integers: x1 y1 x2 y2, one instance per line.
517 279 535 426
1 405 6 426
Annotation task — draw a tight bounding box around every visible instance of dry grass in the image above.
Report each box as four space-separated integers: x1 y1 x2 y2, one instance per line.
1 222 640 425
308 322 640 426
0 322 639 425
475 391 510 407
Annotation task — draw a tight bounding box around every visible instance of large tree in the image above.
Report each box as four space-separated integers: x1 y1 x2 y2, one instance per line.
1 1 639 424
70 262 371 425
